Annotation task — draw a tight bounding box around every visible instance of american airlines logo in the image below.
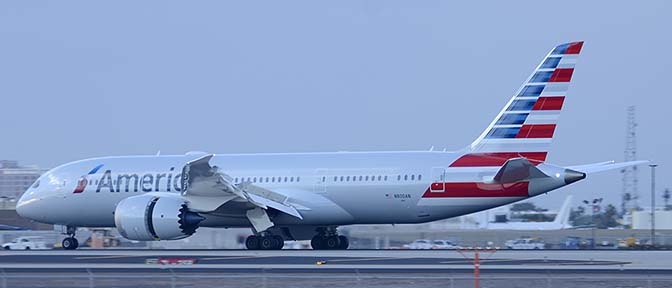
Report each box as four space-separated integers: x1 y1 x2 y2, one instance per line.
73 164 182 193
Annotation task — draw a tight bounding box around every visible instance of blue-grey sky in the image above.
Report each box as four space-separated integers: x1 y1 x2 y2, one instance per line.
1 1 670 209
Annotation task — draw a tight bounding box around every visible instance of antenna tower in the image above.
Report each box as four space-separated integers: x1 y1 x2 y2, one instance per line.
621 106 639 214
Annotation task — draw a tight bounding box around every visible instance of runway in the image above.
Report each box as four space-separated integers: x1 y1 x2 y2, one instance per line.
2 250 671 287
2 249 671 271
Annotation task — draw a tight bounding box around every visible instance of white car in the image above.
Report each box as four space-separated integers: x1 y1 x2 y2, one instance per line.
2 236 48 250
403 239 433 249
505 238 545 250
431 240 461 249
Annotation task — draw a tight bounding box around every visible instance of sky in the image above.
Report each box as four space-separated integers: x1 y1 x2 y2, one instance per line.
0 1 670 210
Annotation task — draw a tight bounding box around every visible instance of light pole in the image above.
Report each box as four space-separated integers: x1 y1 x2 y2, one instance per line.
649 164 658 247
583 198 603 249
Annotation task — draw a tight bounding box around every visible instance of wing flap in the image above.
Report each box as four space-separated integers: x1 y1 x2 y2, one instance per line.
181 153 303 219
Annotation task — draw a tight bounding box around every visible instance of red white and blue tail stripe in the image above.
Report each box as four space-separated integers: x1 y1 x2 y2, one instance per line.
462 41 583 166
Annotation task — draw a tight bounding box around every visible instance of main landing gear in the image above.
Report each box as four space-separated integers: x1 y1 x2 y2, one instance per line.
62 225 79 250
245 234 284 250
311 228 349 250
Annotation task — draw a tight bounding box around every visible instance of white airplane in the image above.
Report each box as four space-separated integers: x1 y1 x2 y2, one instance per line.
478 195 573 230
16 41 645 250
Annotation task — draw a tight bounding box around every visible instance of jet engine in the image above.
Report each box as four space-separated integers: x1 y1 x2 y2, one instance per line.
114 194 205 241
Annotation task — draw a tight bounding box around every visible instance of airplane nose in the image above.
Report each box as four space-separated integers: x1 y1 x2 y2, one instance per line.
16 193 40 220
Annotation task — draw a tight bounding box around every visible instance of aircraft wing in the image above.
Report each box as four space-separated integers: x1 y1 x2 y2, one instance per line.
180 154 302 219
567 160 649 174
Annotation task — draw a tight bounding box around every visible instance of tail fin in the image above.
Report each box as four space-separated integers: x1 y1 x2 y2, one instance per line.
552 195 573 228
466 41 583 164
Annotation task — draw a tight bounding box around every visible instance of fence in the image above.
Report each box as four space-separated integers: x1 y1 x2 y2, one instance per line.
2 269 672 288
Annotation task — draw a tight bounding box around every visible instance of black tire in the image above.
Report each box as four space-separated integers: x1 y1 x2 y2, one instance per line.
3 246 9 250
62 237 78 250
337 236 349 250
260 237 274 250
25 247 30 250
272 235 284 250
324 236 340 249
245 236 260 250
311 235 323 250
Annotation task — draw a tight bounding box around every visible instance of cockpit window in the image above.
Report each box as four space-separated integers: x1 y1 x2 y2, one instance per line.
31 180 40 189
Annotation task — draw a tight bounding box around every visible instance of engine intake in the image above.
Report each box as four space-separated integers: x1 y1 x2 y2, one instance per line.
114 194 205 241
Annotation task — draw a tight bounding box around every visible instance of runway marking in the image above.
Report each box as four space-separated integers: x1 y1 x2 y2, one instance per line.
199 256 269 261
75 255 140 260
325 257 407 263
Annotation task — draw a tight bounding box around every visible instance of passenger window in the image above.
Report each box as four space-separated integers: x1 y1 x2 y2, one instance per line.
333 176 337 182
340 176 344 182
397 175 401 181
384 176 388 181
359 176 363 181
290 177 294 182
321 176 325 182
253 177 257 183
404 175 408 181
346 176 350 181
284 177 288 182
297 177 300 182
377 176 382 181
411 175 415 181
271 177 275 182
266 177 269 182
418 175 422 181
365 176 369 181
234 178 238 183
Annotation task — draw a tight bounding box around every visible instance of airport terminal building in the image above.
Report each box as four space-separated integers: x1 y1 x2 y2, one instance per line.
0 160 44 198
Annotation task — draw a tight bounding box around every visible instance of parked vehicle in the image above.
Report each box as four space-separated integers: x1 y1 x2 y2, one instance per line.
560 236 581 249
431 240 461 249
505 238 545 250
403 239 433 249
2 236 48 250
85 228 121 248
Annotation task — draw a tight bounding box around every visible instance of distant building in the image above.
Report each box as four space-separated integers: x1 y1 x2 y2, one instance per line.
0 160 46 198
631 209 672 229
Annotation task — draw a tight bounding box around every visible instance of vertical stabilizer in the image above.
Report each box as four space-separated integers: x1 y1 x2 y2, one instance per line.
553 195 573 228
463 42 583 167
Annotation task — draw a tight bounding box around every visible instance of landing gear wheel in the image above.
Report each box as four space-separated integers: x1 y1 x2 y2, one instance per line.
245 235 260 250
324 236 340 249
62 237 79 250
337 236 349 250
311 235 323 250
272 235 284 250
260 237 274 250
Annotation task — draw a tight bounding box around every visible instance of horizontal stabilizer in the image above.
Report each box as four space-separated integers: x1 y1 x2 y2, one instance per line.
567 160 649 174
493 158 548 183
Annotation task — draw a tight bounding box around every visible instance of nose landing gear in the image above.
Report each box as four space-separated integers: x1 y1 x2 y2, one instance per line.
62 225 79 250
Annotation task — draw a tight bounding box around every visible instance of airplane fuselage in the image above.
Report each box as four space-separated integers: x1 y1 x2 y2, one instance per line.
20 151 553 228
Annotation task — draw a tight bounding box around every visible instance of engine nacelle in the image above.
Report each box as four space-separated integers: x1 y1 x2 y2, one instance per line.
114 194 205 241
